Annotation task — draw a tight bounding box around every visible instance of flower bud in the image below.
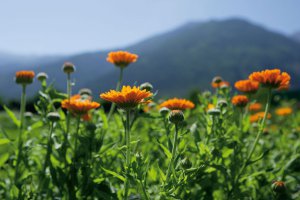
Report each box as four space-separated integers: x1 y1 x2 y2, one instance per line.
36 72 48 82
202 91 211 98
207 108 221 116
212 76 223 84
86 122 97 132
15 71 35 85
79 88 92 96
217 99 228 108
272 181 285 193
47 112 61 122
140 82 153 92
159 107 170 117
24 112 33 119
169 110 184 124
62 62 76 74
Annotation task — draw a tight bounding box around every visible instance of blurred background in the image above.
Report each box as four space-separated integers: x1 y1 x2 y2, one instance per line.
0 0 300 103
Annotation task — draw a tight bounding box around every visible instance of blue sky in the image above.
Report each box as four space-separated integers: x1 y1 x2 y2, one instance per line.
0 0 299 55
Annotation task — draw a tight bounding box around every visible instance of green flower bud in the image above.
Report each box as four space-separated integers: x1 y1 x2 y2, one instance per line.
272 181 285 193
47 112 61 122
212 76 223 84
24 112 33 119
217 99 228 108
36 72 48 82
207 108 221 116
169 110 184 124
79 88 92 96
159 107 170 117
140 82 153 92
62 62 76 74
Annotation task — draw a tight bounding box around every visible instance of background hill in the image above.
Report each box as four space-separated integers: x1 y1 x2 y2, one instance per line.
292 31 300 42
1 18 300 100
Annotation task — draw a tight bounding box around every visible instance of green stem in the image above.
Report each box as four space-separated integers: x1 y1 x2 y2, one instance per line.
140 181 150 200
166 124 179 182
43 122 54 173
239 108 244 133
64 73 72 168
14 84 27 184
108 68 124 121
124 110 131 200
231 89 271 195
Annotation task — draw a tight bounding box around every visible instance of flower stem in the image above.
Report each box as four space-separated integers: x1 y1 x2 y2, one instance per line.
107 68 123 121
64 73 72 168
231 89 271 196
43 122 54 173
166 124 179 182
124 110 131 200
14 84 27 184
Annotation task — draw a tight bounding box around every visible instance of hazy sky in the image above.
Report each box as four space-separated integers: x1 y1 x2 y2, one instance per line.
0 0 299 55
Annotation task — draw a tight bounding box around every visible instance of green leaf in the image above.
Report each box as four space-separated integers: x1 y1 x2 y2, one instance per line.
0 138 10 145
0 153 9 166
101 167 125 182
222 147 234 158
158 143 172 159
3 106 20 127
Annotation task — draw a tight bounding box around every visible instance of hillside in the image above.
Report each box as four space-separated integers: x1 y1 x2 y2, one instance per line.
292 31 300 42
1 18 300 99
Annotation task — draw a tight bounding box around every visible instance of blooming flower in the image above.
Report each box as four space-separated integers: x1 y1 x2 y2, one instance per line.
234 80 259 94
275 107 292 116
231 95 249 107
15 71 35 85
100 86 152 110
159 98 195 110
250 112 271 123
106 51 138 67
61 95 100 116
249 103 262 112
249 69 290 90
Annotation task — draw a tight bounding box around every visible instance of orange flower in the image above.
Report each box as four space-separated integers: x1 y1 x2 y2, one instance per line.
206 103 215 111
249 103 262 112
250 112 271 123
159 98 195 110
61 95 100 116
234 80 259 94
212 81 230 88
249 69 290 90
107 51 138 67
275 107 292 116
15 71 35 85
100 86 152 110
231 95 249 107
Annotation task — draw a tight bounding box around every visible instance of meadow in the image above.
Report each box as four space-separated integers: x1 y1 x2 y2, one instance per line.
0 51 299 200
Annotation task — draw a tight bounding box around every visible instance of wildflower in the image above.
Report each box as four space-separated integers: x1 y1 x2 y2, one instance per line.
100 86 152 110
62 62 76 74
234 80 259 94
61 95 100 116
249 69 290 90
140 82 153 92
169 110 184 124
217 99 228 108
249 103 262 112
15 71 35 85
106 51 138 68
206 103 215 111
160 98 195 110
231 95 249 107
211 77 230 88
36 72 48 82
250 112 271 123
275 107 292 116
272 181 285 193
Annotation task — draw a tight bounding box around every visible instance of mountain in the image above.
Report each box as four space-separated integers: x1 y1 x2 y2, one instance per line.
292 31 300 42
1 18 300 100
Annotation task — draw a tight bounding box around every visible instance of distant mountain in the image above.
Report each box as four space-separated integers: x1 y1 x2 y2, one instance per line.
1 18 300 100
292 31 300 42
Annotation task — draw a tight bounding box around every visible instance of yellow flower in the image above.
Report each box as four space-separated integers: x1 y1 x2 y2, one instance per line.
100 86 152 110
231 95 249 107
106 51 138 67
275 107 292 116
61 95 100 116
234 80 259 94
249 69 290 90
159 98 195 110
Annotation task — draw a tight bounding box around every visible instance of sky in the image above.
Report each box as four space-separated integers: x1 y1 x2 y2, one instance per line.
0 0 299 55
